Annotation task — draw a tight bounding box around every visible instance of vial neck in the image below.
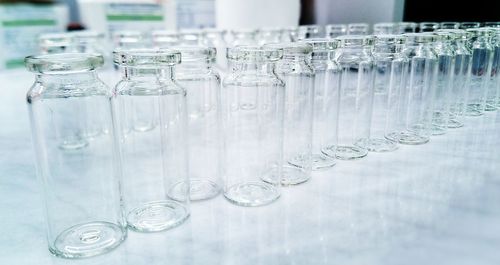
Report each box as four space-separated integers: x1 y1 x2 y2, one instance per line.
236 61 277 75
123 66 175 81
37 71 98 85
176 59 211 74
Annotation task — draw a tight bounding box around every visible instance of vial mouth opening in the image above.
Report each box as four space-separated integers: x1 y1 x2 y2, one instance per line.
299 38 338 51
170 46 216 61
374 34 406 45
113 49 181 67
337 35 374 47
263 42 313 56
25 53 104 73
226 45 283 62
403 33 438 43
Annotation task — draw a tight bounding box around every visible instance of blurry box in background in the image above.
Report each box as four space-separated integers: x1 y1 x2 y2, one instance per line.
176 0 215 29
78 0 176 37
0 2 68 70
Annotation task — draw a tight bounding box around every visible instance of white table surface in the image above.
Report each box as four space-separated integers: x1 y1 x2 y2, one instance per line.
1 69 500 265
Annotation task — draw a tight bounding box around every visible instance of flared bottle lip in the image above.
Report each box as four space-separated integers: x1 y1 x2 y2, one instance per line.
348 23 369 29
169 46 216 61
113 48 181 67
484 22 500 28
439 22 460 29
374 34 406 45
263 42 313 56
403 33 438 43
230 28 258 35
25 53 104 73
298 25 322 33
38 33 74 47
460 22 481 29
419 22 440 28
325 24 347 32
299 38 338 51
226 45 283 62
398 22 417 27
436 29 470 39
433 31 457 41
72 31 105 41
374 22 397 29
336 35 374 47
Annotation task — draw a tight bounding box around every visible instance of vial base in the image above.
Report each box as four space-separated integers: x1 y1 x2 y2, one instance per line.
327 145 368 160
58 138 89 150
465 104 484 116
485 102 498 111
50 221 126 259
431 125 447 136
447 119 464 128
170 179 221 201
289 153 336 171
127 201 189 232
389 131 430 145
365 138 398 152
224 182 280 207
261 165 311 186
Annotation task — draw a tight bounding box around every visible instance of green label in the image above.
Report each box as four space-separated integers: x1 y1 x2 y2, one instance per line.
2 19 56 27
106 15 163 22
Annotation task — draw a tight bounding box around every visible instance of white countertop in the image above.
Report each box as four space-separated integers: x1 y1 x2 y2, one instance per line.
1 69 500 265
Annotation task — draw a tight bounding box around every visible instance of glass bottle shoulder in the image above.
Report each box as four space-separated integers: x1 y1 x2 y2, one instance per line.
113 78 186 97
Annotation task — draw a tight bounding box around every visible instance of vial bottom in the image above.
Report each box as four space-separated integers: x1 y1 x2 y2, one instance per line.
169 179 221 201
261 165 311 186
224 181 280 207
127 201 189 232
365 138 398 152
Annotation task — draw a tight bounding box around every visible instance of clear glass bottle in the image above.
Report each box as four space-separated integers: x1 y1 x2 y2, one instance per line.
38 33 76 54
373 23 397 35
26 53 126 258
436 29 472 128
151 30 179 48
202 29 228 71
263 42 315 185
112 49 190 232
465 28 494 115
326 24 347 38
257 27 284 45
221 46 284 206
397 22 418 33
298 25 324 40
440 22 460 29
419 22 440 32
298 38 339 169
431 32 455 135
393 33 438 145
227 28 257 47
174 46 222 200
460 22 481 29
368 35 407 152
485 27 500 111
329 35 375 159
347 23 369 35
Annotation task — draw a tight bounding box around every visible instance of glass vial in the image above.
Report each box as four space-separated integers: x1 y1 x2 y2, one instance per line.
440 22 460 29
489 28 500 109
298 25 324 40
26 53 126 258
347 23 369 35
329 35 375 159
369 35 407 152
326 24 347 38
174 46 222 200
373 23 397 35
465 28 494 115
419 22 440 32
112 49 190 232
436 29 472 128
397 22 418 34
299 38 339 169
222 46 284 206
395 33 438 144
202 29 228 71
264 42 315 185
431 33 455 135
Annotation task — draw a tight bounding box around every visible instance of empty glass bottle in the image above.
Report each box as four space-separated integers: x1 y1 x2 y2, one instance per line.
347 23 369 35
38 33 75 54
299 38 339 169
151 30 179 48
227 29 257 47
436 29 472 128
431 32 455 135
419 22 440 32
112 49 190 232
257 27 284 45
460 22 481 29
368 35 407 152
26 53 126 258
391 33 438 145
174 46 222 200
326 24 347 38
298 25 324 40
397 22 418 33
222 46 284 206
264 42 315 185
465 28 494 115
440 22 460 29
373 23 397 35
484 27 500 111
329 35 375 159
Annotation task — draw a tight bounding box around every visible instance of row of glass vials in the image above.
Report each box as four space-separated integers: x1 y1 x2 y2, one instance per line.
25 23 500 259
